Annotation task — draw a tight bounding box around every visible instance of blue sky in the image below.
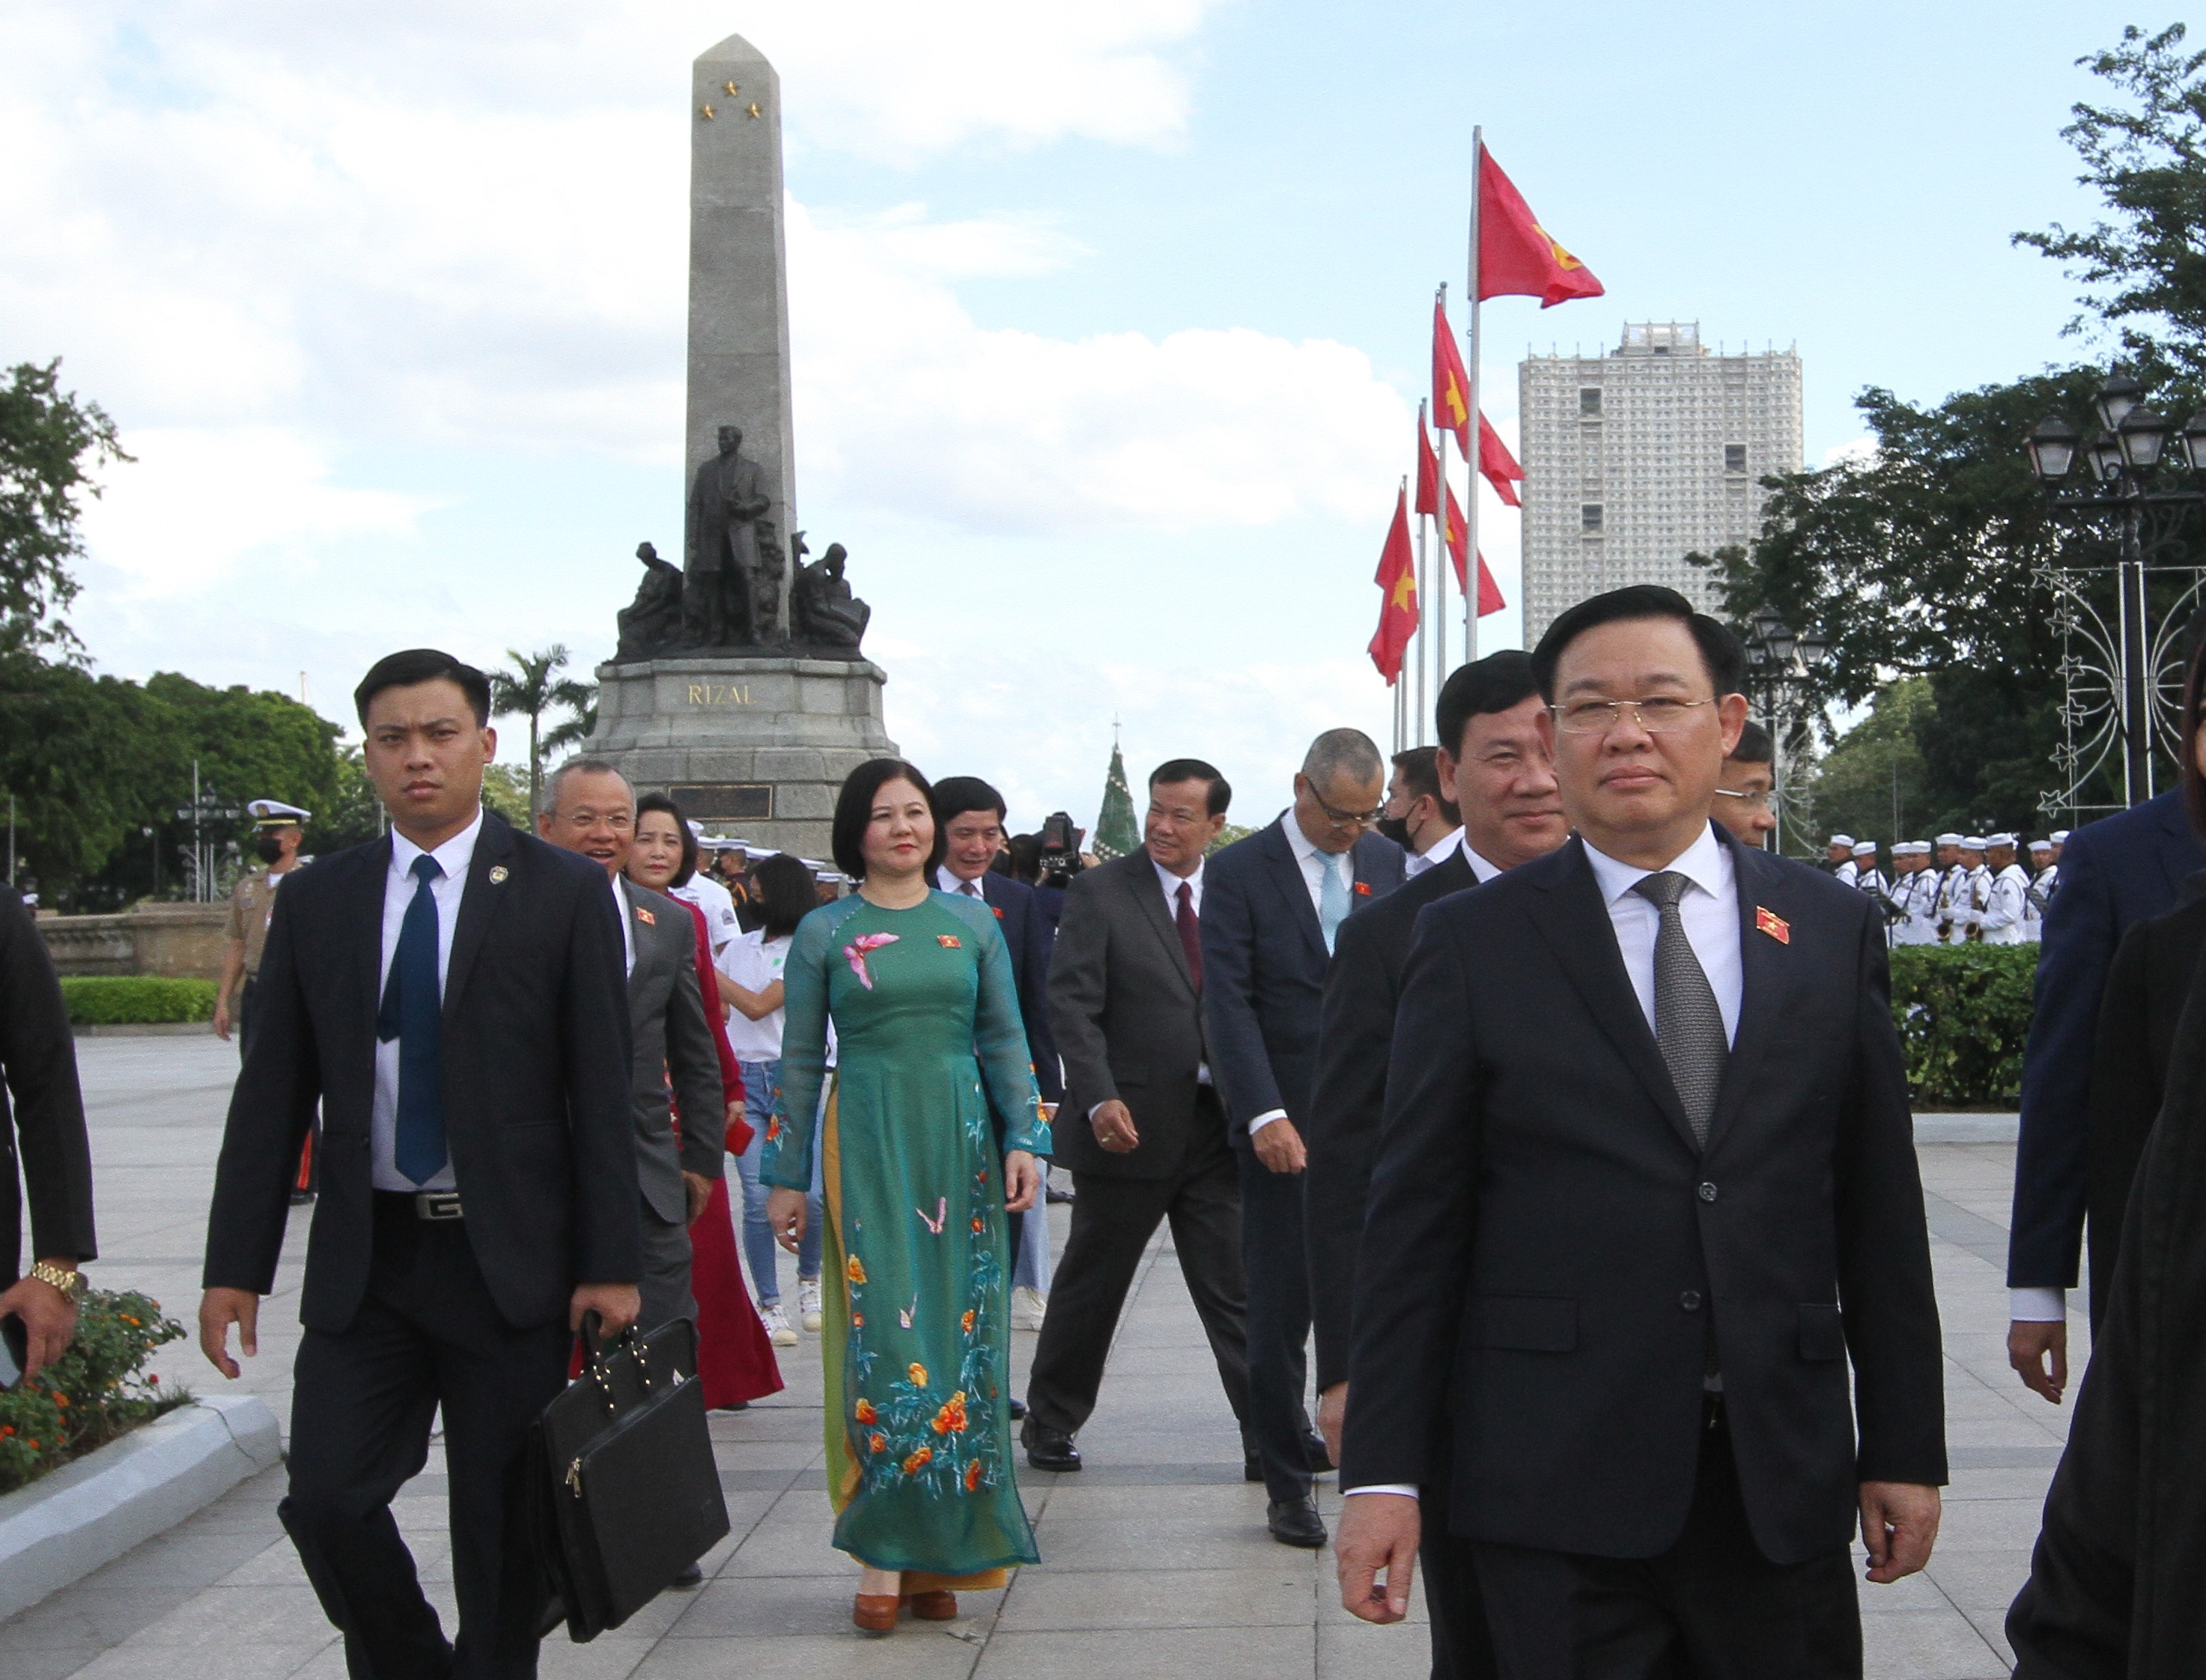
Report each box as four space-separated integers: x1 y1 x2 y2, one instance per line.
0 0 2139 833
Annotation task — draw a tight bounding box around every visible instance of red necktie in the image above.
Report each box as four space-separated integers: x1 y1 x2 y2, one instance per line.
1176 881 1203 992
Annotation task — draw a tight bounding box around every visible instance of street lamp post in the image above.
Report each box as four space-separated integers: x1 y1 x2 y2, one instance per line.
2027 380 2206 813
1743 609 1829 853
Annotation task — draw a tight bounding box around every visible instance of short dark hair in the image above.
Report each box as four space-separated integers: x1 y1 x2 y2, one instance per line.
354 649 492 728
1006 833 1044 885
1434 650 1542 758
930 776 1007 825
1149 758 1232 817
752 852 818 940
1527 585 1746 702
1728 719 1775 765
1391 745 1459 830
832 758 946 880
633 791 698 886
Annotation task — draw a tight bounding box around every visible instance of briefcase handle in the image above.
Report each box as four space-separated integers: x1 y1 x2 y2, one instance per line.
574 1311 658 1416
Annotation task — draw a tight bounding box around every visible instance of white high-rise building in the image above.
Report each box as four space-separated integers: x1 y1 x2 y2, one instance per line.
1518 323 1802 646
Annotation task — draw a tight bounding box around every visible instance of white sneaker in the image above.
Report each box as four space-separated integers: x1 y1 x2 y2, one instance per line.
1013 1285 1048 1332
797 1279 824 1333
760 1301 797 1348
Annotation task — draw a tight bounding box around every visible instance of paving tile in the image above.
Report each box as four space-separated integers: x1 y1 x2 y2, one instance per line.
997 1566 1316 1632
635 1630 985 1678
979 1624 1312 1679
1861 1610 2008 1678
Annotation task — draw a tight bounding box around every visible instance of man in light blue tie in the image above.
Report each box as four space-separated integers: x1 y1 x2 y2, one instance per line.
1201 728 1405 1547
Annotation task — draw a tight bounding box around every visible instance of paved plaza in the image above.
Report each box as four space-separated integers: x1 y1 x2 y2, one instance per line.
0 1035 2070 1678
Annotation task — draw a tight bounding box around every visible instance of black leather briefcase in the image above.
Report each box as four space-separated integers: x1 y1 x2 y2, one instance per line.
532 1314 729 1641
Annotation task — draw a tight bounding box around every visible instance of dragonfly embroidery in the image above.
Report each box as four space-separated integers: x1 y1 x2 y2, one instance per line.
842 932 899 990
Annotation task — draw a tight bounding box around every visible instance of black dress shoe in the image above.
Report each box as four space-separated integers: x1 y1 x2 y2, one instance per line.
1008 1397 1028 1421
1045 1184 1075 1205
1267 1497 1327 1548
1021 1417 1081 1473
1245 1449 1263 1483
1301 1431 1334 1474
671 1562 704 1587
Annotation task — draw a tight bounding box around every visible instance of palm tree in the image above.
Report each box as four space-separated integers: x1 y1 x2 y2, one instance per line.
487 646 596 817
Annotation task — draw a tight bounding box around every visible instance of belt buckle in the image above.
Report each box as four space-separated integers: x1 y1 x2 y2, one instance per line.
414 1191 464 1223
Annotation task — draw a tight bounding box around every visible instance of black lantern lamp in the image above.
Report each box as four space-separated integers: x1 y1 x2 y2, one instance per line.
2027 415 2080 483
1794 630 1829 668
2096 376 2145 433
2181 411 2206 472
2087 429 2126 484
2118 406 2173 472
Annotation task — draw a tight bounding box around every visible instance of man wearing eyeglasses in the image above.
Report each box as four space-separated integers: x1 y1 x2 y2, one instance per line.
1335 586 1944 1678
1203 727 1404 1547
1713 719 1778 848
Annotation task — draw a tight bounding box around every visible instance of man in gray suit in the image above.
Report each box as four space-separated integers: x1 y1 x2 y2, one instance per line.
1022 758 1254 1476
539 761 726 1337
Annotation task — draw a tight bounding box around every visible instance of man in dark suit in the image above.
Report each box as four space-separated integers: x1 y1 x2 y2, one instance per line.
1336 588 1945 1677
1204 728 1404 1547
0 883 97 1384
199 649 640 1680
931 775 1064 1324
537 760 725 1338
1022 758 1252 1473
1306 651 1567 1679
2006 786 2206 1404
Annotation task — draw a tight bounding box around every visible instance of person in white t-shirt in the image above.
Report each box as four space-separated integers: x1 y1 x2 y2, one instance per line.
723 853 826 1345
670 822 741 963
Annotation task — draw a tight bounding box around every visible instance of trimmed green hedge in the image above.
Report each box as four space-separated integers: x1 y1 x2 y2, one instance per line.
1888 945 2038 1108
57 976 218 1026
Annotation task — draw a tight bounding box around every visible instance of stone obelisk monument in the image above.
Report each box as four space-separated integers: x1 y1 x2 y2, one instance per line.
586 32 896 862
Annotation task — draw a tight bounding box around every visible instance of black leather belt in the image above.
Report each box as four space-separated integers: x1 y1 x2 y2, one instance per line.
375 1189 464 1222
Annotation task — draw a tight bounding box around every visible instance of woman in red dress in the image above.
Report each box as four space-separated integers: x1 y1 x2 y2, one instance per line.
628 793 783 1410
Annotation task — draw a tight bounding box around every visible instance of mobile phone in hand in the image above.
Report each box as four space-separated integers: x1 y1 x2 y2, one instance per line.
0 1315 26 1390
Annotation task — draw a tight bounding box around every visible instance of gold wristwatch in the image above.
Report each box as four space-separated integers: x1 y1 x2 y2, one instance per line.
28 1260 82 1298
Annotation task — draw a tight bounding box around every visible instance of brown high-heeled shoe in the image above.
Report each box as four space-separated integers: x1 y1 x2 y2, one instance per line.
853 1592 901 1634
905 1589 956 1620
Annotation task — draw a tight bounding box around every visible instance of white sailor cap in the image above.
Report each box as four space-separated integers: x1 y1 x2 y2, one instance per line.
1987 832 2017 848
1935 833 1964 847
1961 836 1988 850
1851 839 1877 856
2029 839 2054 853
2052 830 2072 843
1896 841 1930 856
1829 833 1855 847
248 799 311 825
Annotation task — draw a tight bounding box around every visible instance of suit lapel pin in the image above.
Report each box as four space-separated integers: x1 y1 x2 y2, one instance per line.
1755 906 1790 944
636 906 655 925
937 934 961 949
487 865 509 884
1352 880 1371 897
991 905 1003 919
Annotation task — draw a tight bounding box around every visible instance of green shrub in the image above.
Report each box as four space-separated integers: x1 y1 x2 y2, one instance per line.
0 1288 189 1494
1888 944 2038 1108
57 976 216 1025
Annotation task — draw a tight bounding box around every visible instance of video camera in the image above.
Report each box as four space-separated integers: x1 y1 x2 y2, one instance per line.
1038 812 1087 890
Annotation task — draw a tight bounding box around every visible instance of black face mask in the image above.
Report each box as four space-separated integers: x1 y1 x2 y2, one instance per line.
254 836 286 864
1375 813 1414 849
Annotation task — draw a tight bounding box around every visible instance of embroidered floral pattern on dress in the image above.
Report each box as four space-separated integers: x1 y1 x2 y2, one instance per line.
842 931 899 990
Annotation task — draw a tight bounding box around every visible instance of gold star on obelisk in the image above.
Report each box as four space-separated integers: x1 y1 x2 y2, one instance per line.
723 81 739 96
699 103 715 120
747 102 762 119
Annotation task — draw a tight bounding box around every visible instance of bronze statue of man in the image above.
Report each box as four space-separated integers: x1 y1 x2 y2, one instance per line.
683 424 773 647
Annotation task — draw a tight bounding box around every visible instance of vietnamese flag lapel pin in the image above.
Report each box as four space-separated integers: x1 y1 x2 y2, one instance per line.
1755 906 1790 945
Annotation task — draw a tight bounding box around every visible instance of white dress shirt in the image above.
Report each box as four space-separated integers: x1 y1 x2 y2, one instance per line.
937 865 991 901
1580 825 1743 1050
371 809 482 1191
1347 824 1741 1500
613 874 637 976
1403 824 1464 878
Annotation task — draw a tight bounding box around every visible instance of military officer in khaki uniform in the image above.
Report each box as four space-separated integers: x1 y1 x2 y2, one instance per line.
215 800 314 1200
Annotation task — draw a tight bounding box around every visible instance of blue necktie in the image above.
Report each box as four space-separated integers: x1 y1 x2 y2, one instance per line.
1319 852 1350 955
377 854 446 1185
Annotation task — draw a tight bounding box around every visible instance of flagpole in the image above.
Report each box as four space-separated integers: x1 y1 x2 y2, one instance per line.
1415 450 1430 747
1435 285 1453 713
1464 125 1484 662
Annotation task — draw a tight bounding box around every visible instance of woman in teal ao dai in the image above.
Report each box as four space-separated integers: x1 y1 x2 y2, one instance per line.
762 760 1049 1629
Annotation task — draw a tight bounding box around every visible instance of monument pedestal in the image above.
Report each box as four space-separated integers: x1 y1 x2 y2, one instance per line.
588 654 897 860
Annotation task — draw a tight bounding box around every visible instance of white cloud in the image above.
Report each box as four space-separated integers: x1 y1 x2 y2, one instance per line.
77 428 437 596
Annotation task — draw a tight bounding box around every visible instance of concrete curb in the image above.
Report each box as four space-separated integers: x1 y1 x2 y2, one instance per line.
0 1393 282 1620
73 1021 214 1038
1914 1113 2020 1143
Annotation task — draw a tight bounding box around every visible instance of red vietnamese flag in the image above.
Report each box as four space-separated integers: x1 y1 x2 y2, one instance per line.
1476 149 1605 308
1478 413 1523 508
1415 408 1441 517
1367 488 1418 683
1432 296 1472 451
1442 480 1469 591
1475 553 1506 617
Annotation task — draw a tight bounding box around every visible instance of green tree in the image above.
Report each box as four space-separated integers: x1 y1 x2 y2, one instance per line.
0 660 175 904
1804 678 1936 845
1093 739 1138 859
2017 24 2206 384
487 645 594 817
0 360 129 658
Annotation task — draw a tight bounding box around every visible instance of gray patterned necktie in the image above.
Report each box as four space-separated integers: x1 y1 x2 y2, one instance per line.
1631 871 1728 1148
